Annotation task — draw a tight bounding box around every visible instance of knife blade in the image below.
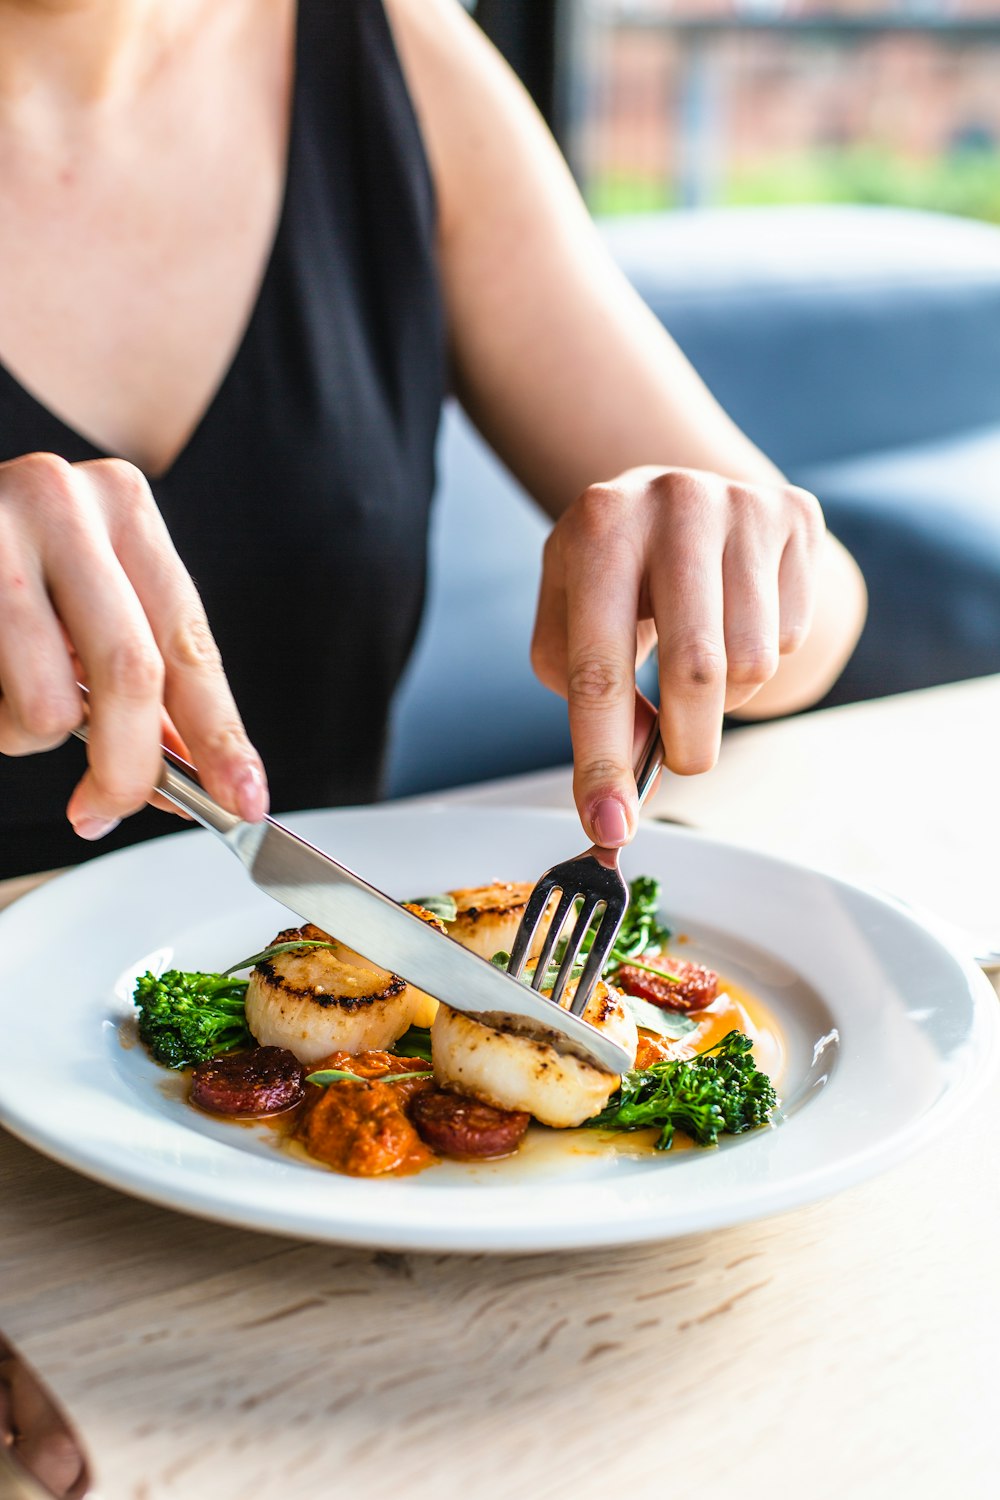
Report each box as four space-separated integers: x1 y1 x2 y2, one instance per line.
227 816 629 1073
70 723 630 1074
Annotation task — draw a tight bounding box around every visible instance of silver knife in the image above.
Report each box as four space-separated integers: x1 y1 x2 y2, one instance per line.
70 727 630 1074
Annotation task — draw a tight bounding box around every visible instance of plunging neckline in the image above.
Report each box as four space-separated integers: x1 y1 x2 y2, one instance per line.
0 6 301 485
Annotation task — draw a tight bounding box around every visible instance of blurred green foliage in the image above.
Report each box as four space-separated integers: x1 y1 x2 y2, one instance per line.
725 147 1000 221
587 147 1000 222
587 173 674 216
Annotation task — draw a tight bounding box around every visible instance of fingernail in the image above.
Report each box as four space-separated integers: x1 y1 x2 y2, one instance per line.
73 814 121 842
592 797 629 848
235 763 268 822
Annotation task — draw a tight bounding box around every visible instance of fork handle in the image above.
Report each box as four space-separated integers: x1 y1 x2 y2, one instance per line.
633 714 665 807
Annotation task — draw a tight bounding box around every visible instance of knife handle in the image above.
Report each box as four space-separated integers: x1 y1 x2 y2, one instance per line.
69 680 248 841
70 718 243 839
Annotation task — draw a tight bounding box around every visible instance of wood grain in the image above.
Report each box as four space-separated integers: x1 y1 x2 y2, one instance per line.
2 680 998 1500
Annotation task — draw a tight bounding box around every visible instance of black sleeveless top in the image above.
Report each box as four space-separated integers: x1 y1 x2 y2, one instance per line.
0 0 446 878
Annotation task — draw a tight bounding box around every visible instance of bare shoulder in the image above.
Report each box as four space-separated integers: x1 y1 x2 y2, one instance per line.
379 0 575 242
380 0 487 96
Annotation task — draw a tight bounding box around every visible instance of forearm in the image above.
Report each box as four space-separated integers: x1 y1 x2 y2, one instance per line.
390 0 866 721
444 142 865 718
453 265 788 516
451 239 867 718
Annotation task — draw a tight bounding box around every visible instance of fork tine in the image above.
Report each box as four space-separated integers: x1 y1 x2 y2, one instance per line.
567 899 628 1016
547 895 601 1010
528 886 577 992
506 879 561 981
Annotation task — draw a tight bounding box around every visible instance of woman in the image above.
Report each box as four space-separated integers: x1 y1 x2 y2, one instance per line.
0 0 865 879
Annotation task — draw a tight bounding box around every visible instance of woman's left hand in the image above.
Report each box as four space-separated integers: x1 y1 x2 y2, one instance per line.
530 466 827 849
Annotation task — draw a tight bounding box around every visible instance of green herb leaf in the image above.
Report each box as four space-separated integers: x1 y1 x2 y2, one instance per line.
392 1026 433 1063
304 1068 361 1085
306 1067 433 1086
602 876 674 975
223 940 338 975
410 894 458 923
622 993 698 1040
618 957 684 984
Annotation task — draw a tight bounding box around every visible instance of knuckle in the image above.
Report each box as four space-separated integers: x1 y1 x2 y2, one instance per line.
17 690 79 743
572 484 628 536
567 651 632 706
667 745 718 777
0 716 29 756
576 756 633 790
665 635 727 691
199 721 251 765
788 485 825 536
652 467 690 499
657 470 709 521
90 457 153 509
15 451 75 488
3 453 77 516
780 621 808 654
165 612 224 673
730 484 769 521
726 639 778 686
88 769 154 813
102 636 164 700
577 481 619 511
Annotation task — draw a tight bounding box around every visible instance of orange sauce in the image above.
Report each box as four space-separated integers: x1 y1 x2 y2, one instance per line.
603 977 785 1156
638 980 785 1078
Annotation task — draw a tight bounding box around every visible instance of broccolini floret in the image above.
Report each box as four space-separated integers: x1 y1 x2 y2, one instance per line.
585 1031 778 1149
133 969 252 1069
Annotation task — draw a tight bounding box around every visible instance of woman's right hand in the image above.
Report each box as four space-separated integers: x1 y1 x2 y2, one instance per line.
0 452 268 840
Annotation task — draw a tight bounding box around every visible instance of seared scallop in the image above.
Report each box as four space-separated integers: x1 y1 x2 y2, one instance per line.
431 976 638 1129
245 924 421 1064
447 882 556 961
400 903 448 1027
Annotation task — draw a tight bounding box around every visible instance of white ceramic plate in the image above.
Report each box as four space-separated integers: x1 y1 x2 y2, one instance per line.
1 806 996 1252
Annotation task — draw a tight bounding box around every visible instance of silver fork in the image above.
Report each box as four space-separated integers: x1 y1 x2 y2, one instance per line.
506 717 666 1015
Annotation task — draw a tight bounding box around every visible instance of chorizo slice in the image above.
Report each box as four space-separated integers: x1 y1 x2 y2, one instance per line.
190 1047 305 1117
410 1090 530 1160
616 958 719 1013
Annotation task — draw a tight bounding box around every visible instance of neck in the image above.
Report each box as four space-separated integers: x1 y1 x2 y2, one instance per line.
0 0 184 106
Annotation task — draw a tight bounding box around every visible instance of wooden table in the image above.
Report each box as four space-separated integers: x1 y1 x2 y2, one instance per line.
2 676 998 1500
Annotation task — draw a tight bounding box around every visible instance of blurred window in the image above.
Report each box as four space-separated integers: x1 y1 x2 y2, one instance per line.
563 1 1000 220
